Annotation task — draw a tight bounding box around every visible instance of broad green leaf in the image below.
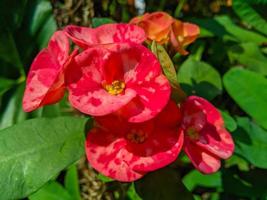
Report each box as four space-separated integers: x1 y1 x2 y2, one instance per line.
183 170 222 191
191 16 267 44
233 117 267 168
0 77 15 96
227 42 267 75
29 181 73 200
64 165 81 200
135 167 193 200
178 57 222 100
92 17 116 28
0 116 87 199
223 68 267 129
233 0 267 36
220 111 237 132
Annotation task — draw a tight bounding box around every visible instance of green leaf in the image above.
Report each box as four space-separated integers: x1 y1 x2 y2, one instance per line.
64 165 81 200
223 68 267 129
0 28 24 75
191 16 267 44
233 117 267 168
227 42 267 75
97 173 114 183
151 42 179 89
0 116 87 199
183 170 222 191
135 167 193 200
0 84 27 129
29 181 73 200
233 0 267 36
178 57 222 100
220 110 237 132
0 77 15 96
127 183 142 200
92 17 116 28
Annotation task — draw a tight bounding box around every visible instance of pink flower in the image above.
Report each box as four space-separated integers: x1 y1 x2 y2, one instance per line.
64 23 146 48
22 31 77 112
85 101 184 182
65 43 171 122
179 96 234 174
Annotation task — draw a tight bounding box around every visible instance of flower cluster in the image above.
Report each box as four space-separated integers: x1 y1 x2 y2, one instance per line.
23 12 234 182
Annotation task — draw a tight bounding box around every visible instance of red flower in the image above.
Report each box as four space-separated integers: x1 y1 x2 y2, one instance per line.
23 31 77 112
130 11 199 55
179 96 234 174
65 43 171 122
64 23 146 49
85 101 184 182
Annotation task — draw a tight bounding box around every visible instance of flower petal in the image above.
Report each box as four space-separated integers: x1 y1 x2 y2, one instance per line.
64 24 146 48
86 128 145 182
130 12 173 43
128 128 183 172
183 136 221 174
196 126 234 159
66 48 136 116
125 75 171 122
23 31 70 112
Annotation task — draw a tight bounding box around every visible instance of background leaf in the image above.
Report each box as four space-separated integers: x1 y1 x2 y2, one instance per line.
29 181 73 200
233 117 267 168
223 68 267 129
227 42 267 75
64 165 81 200
233 0 267 36
0 116 87 199
178 57 222 100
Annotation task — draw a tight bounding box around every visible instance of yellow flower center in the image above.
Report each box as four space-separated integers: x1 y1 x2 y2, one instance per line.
126 130 147 144
104 80 125 95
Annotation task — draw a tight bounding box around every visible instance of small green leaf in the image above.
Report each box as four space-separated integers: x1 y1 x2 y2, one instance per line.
135 167 193 200
233 117 267 168
29 181 73 200
64 165 81 200
127 183 142 200
223 68 267 129
92 17 116 28
97 173 114 183
178 57 222 100
0 116 87 199
151 42 179 89
183 170 222 191
220 110 237 132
